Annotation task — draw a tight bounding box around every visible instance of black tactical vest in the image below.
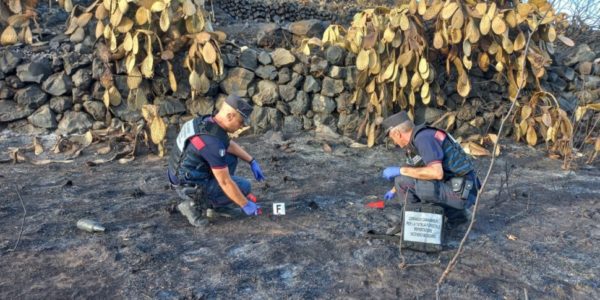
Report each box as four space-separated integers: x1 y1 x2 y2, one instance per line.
168 115 230 183
407 125 474 180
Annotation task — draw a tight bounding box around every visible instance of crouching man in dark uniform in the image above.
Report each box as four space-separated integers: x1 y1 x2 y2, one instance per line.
167 95 266 227
381 111 480 235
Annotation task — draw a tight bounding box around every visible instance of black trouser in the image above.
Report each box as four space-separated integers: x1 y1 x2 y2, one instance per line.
394 175 467 221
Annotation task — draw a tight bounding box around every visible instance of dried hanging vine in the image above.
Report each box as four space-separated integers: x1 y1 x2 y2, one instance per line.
0 0 38 45
307 0 575 158
55 0 226 156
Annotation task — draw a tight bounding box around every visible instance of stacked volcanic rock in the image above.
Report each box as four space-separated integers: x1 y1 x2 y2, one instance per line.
550 44 600 112
219 45 359 136
1 32 596 142
217 0 357 24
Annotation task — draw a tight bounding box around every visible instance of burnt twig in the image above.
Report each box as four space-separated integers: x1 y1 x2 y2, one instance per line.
435 22 542 299
9 184 26 252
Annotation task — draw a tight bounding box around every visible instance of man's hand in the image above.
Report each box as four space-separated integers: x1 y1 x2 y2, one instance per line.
384 189 396 200
382 166 401 181
242 201 261 216
250 159 266 182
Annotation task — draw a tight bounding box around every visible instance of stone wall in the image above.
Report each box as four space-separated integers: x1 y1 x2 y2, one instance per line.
1 35 598 141
217 0 358 24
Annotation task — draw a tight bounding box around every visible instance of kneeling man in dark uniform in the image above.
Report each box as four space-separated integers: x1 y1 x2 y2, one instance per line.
167 95 265 227
381 111 480 235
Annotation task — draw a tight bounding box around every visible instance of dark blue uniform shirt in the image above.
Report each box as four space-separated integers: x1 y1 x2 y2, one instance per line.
413 128 447 166
186 118 228 170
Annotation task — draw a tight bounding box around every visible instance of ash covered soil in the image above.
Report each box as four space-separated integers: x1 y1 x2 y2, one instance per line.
0 130 599 299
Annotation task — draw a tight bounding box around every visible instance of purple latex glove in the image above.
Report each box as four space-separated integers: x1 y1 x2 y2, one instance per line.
242 201 261 216
250 159 266 182
384 189 396 200
382 166 401 181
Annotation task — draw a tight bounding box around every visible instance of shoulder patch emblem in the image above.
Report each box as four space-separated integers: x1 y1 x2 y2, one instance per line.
434 130 446 142
190 136 206 150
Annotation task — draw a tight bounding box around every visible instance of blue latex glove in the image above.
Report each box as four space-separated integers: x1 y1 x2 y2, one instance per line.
384 189 396 200
242 201 261 216
250 159 266 182
382 166 401 181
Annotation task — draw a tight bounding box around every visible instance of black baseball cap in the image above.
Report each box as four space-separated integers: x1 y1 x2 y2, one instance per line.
381 111 410 133
225 94 253 125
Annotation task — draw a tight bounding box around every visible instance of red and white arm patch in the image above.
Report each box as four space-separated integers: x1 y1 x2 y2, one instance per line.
434 130 446 142
190 136 206 150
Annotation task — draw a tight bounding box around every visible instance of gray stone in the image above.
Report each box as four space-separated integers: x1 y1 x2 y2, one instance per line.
5 75 24 88
283 115 303 134
92 121 106 130
6 119 48 135
295 52 311 65
0 50 21 74
220 67 255 97
325 45 346 66
83 100 106 121
303 75 321 93
579 62 593 76
222 53 237 67
42 72 73 96
279 84 297 102
328 66 346 79
255 65 278 80
313 113 337 131
415 106 444 124
312 94 336 114
15 85 49 109
337 112 361 137
583 75 600 89
303 115 313 130
258 51 272 65
277 68 291 84
157 97 187 116
0 81 14 99
239 49 258 71
257 23 289 48
288 72 304 89
28 105 57 128
72 68 93 89
288 19 326 37
290 90 310 115
111 104 142 123
321 77 344 97
454 122 479 137
63 52 92 75
564 44 596 66
335 92 353 113
276 101 290 115
553 66 576 81
252 80 279 106
16 61 52 83
57 111 93 134
271 48 296 68
73 103 82 112
186 97 215 116
292 63 307 75
0 100 34 122
310 57 328 76
250 106 282 134
345 52 356 67
247 83 257 97
91 58 107 80
345 66 357 88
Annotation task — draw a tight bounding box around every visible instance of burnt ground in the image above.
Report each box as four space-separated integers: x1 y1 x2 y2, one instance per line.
0 129 598 299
